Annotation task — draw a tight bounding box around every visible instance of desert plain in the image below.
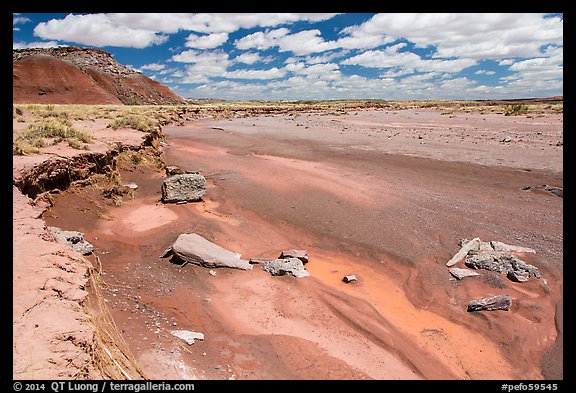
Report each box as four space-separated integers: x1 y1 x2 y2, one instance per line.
13 100 563 380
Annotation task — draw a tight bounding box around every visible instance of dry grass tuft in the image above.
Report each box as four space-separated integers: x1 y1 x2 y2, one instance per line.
84 256 147 379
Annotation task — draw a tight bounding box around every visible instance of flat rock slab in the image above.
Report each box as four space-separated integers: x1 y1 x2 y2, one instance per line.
449 267 480 280
279 249 308 264
467 294 512 312
161 233 252 270
161 173 206 203
171 330 204 345
47 226 94 255
490 240 535 253
446 237 480 266
263 258 309 278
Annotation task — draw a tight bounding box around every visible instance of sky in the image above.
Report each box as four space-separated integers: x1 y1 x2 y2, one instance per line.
12 13 563 101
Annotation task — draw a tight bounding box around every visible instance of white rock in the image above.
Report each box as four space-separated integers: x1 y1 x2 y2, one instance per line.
171 330 204 345
446 237 481 267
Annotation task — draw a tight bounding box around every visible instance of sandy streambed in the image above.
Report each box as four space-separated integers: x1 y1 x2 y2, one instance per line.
40 108 563 380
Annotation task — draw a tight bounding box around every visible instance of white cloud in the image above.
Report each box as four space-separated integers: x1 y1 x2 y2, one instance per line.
171 49 230 65
475 69 496 75
139 63 166 71
34 13 168 48
13 15 31 25
107 13 338 34
276 29 338 55
185 32 229 49
342 44 477 74
170 50 232 84
235 28 338 55
224 67 286 80
498 59 515 66
235 28 289 51
286 51 347 64
337 21 394 50
348 13 563 59
13 41 64 49
31 13 337 49
285 62 339 76
235 52 262 64
508 54 563 80
177 13 338 34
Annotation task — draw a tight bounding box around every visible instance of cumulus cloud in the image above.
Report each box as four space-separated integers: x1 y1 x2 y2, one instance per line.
224 67 286 80
13 41 64 49
475 70 496 75
13 15 31 30
235 28 290 51
235 28 340 56
33 13 339 47
26 12 560 100
139 63 166 71
176 13 338 34
34 13 168 48
342 43 477 74
347 13 563 59
171 49 232 84
235 52 263 64
185 32 229 49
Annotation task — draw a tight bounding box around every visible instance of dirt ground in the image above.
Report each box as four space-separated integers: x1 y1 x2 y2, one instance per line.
14 106 563 380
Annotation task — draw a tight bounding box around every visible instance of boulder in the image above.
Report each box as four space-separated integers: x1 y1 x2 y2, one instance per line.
467 294 512 312
161 173 206 203
161 233 252 270
263 258 309 278
449 267 480 280
446 237 481 266
342 275 357 283
47 226 94 255
464 251 539 279
279 249 308 264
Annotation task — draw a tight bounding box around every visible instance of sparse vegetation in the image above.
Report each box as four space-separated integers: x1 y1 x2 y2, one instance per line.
107 113 159 132
13 117 93 155
504 103 530 116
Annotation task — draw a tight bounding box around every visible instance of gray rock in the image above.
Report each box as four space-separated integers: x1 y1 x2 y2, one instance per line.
490 240 535 253
467 294 512 312
507 270 529 283
479 241 494 252
449 267 480 280
161 233 252 271
501 136 512 143
161 173 206 203
248 258 273 265
47 226 94 255
464 251 539 279
342 275 357 283
263 258 309 278
165 165 188 176
279 249 308 264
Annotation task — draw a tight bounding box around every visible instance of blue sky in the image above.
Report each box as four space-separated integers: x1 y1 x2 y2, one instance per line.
13 13 563 101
